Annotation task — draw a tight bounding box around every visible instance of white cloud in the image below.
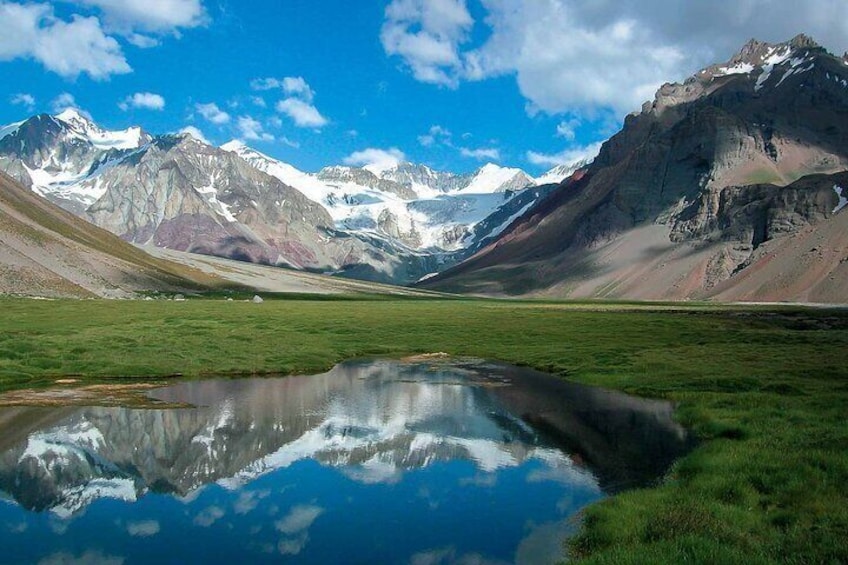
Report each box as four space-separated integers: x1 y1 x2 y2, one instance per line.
50 92 78 113
527 142 603 168
556 117 581 141
344 147 406 173
250 96 267 108
384 0 848 117
250 77 283 91
460 147 500 161
178 125 209 144
281 77 315 102
418 124 452 147
237 115 274 142
10 93 35 110
0 2 130 80
276 98 328 128
73 0 207 34
195 102 230 124
251 76 315 102
381 0 473 86
119 92 165 111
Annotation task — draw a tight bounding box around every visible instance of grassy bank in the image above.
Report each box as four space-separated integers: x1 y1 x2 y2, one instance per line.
0 297 846 562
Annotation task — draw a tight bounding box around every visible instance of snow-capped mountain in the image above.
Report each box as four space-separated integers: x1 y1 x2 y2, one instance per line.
0 110 560 284
221 141 554 254
0 109 151 213
536 159 594 186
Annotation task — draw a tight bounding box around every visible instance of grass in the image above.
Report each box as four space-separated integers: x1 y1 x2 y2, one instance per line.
0 296 846 563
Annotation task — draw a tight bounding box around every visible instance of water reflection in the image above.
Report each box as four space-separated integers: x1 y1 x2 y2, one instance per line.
0 359 692 564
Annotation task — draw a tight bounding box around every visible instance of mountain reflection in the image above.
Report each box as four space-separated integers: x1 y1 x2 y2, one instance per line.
0 359 693 564
0 360 691 517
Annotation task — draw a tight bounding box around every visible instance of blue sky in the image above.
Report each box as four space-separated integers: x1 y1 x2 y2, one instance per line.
1 1 846 174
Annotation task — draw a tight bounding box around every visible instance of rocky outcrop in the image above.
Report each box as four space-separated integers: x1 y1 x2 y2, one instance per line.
423 36 848 302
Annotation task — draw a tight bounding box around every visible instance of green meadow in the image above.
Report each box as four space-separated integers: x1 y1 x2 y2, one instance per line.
0 296 846 563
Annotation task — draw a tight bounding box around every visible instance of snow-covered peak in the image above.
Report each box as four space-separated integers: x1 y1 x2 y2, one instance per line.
221 139 248 153
696 34 830 90
462 163 535 194
53 108 148 150
536 158 593 185
54 107 95 128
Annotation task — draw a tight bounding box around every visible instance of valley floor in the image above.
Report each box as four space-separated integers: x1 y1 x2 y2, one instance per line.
0 298 846 562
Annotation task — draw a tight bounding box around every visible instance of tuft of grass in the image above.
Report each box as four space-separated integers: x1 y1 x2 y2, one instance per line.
0 297 846 563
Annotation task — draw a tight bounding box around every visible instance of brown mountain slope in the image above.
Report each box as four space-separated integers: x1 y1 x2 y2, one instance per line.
0 171 219 298
422 36 848 303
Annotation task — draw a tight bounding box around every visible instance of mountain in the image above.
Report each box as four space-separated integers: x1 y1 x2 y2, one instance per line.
536 159 594 186
422 35 848 302
0 113 551 284
0 170 217 298
219 141 555 278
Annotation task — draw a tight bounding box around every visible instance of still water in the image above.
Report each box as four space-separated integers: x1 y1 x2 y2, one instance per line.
0 359 692 564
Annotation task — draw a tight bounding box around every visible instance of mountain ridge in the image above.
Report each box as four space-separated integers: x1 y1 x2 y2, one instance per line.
0 111 581 285
421 35 848 302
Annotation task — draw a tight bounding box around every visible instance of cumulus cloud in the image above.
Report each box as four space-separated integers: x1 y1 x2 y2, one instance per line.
460 147 500 161
237 115 274 142
276 98 328 128
119 92 165 111
0 2 130 79
50 92 78 113
555 117 581 141
281 77 315 102
527 142 603 168
10 93 35 110
178 125 209 144
250 77 282 91
344 147 406 173
418 124 452 147
195 102 230 124
73 0 207 34
383 0 848 116
381 0 473 86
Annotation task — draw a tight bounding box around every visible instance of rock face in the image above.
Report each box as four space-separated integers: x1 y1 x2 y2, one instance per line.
423 35 848 302
84 134 336 269
0 171 214 298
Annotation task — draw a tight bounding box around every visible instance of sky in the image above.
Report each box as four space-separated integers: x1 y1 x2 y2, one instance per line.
0 0 847 175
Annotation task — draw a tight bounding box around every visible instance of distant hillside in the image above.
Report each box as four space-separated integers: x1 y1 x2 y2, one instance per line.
422 36 848 303
0 171 217 298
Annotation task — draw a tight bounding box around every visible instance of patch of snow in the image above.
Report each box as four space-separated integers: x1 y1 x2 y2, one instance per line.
755 46 792 91
52 478 138 519
481 200 537 242
195 174 238 223
833 185 847 214
0 120 24 141
714 62 755 76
